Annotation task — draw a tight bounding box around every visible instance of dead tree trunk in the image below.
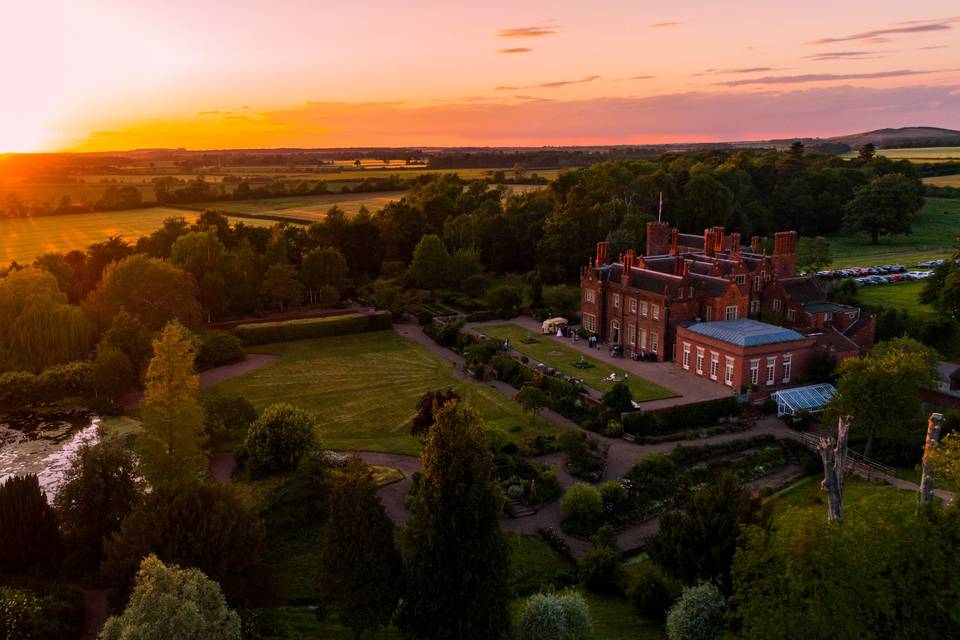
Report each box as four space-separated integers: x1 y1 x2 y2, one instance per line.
919 412 944 504
818 415 851 523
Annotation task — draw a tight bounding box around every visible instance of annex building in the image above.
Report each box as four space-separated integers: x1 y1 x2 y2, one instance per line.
579 222 875 382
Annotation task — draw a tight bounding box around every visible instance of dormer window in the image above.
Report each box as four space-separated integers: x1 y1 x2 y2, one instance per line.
735 274 745 285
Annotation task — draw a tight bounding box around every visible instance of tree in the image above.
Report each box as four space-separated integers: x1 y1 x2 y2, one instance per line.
137 321 205 487
170 231 228 321
398 401 512 640
665 582 727 640
200 390 258 449
300 247 348 304
258 263 303 311
681 174 735 231
406 234 451 290
796 236 833 273
818 416 850 522
624 453 678 512
102 482 265 604
319 458 401 639
920 259 960 319
83 255 202 331
516 384 548 420
99 309 153 373
0 474 61 573
518 591 592 640
827 336 937 459
842 173 923 244
243 403 318 478
411 388 461 437
561 483 603 533
90 343 135 400
601 381 633 417
528 271 544 308
99 555 241 640
647 473 770 591
486 284 522 315
627 562 681 618
55 437 143 574
858 142 876 160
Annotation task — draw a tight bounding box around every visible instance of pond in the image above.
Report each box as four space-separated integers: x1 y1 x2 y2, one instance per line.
0 409 100 499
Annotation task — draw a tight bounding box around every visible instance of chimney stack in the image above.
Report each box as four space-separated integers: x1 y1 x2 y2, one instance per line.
750 236 760 252
595 241 609 265
703 228 715 257
670 228 679 255
729 232 741 256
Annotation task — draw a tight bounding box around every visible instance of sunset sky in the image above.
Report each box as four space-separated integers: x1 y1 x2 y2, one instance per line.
4 1 960 152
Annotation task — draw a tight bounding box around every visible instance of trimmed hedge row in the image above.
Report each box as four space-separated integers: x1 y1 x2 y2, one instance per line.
622 396 742 436
233 311 392 345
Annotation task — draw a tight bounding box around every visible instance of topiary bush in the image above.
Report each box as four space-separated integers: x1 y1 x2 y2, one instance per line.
243 403 318 478
561 483 603 536
518 590 592 640
197 331 245 369
665 582 727 640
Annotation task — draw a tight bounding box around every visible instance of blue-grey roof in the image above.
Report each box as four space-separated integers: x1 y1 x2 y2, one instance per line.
686 319 807 347
773 384 836 416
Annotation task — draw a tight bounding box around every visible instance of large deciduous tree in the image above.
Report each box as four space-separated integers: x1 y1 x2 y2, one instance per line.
300 246 348 304
398 401 512 640
137 321 205 486
406 234 451 291
842 173 923 244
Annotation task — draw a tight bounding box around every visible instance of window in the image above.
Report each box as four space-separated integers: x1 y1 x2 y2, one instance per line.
583 314 596 332
710 352 719 380
786 309 796 322
782 354 792 383
753 276 761 292
630 298 637 313
682 343 691 370
766 357 776 385
696 348 705 375
689 286 695 299
705 306 713 321
652 304 660 320
628 324 636 345
725 305 738 321
824 312 833 322
725 357 735 386
584 290 595 304
613 294 620 309
640 301 648 317
750 299 760 314
735 274 746 285
762 270 769 282
750 359 759 385
773 299 782 312
610 320 620 342
640 330 647 350
651 333 659 354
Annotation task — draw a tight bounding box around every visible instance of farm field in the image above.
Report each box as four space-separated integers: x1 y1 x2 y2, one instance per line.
842 146 960 162
180 190 404 219
476 323 677 402
855 281 937 320
0 206 272 265
212 330 562 455
827 197 959 268
924 174 960 187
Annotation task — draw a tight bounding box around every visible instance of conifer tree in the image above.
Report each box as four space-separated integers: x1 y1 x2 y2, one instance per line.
0 474 61 573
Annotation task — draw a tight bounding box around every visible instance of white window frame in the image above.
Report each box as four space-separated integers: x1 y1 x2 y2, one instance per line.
753 276 761 292
825 312 833 322
610 319 621 342
766 357 776 385
585 290 595 304
651 333 658 354
630 298 637 313
613 293 620 309
696 347 705 375
725 305 738 321
583 314 596 332
773 299 782 312
705 306 713 321
682 343 691 370
710 352 719 381
735 274 746 285
640 301 648 317
640 329 648 350
652 304 660 320
628 324 636 346
750 299 760 314
750 359 759 385
782 353 792 383
724 356 735 387
786 308 796 322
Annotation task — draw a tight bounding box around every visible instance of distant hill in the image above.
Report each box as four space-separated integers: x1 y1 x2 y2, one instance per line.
825 127 960 149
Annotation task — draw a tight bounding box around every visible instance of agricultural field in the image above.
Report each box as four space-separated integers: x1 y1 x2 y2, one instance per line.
212 330 562 455
827 197 960 268
841 147 960 162
476 323 677 402
924 174 960 187
180 190 404 220
0 206 272 266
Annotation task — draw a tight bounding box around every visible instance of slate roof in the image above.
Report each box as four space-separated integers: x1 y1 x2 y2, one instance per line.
801 301 856 315
779 276 825 304
686 319 808 347
688 273 730 297
677 233 705 250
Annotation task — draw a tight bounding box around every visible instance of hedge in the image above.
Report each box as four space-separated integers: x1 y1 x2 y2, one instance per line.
621 396 742 436
667 434 777 466
0 362 92 410
232 311 392 345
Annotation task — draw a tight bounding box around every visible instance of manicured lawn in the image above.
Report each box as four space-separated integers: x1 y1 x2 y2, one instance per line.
771 476 916 523
508 533 576 595
213 330 560 455
855 280 938 320
827 197 960 268
478 323 677 402
511 588 666 640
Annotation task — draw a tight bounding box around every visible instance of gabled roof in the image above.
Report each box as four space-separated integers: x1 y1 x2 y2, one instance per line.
779 276 825 304
801 301 857 315
688 273 731 298
686 319 808 347
677 233 705 250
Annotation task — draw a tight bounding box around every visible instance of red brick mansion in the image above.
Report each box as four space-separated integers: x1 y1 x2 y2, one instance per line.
579 222 875 383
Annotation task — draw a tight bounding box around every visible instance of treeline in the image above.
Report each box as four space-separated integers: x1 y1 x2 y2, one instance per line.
1 186 146 218
154 174 415 205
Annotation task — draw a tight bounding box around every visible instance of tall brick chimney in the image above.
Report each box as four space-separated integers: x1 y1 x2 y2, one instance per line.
670 228 679 255
713 226 725 253
750 236 760 252
646 221 670 256
703 228 715 257
729 232 741 256
772 231 798 277
595 241 609 265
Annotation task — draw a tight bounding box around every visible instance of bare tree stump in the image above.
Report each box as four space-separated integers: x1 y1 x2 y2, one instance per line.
818 415 851 523
919 413 944 504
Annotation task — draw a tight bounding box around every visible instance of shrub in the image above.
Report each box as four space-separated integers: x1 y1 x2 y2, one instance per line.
519 590 592 640
0 584 83 640
244 403 318 478
601 381 633 417
627 563 681 618
665 582 727 640
578 546 622 593
561 483 603 535
486 284 522 315
624 454 678 512
622 397 742 436
90 344 135 399
197 331 245 369
233 311 392 345
0 587 42 640
599 480 630 519
200 390 259 449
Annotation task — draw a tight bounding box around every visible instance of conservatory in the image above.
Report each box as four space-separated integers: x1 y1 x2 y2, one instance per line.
771 383 836 417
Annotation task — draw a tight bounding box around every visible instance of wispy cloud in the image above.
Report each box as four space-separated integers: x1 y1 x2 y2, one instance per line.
649 21 682 28
495 75 601 91
630 75 656 80
693 67 779 76
805 51 885 61
499 48 532 54
497 26 556 38
716 69 935 87
807 17 960 45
